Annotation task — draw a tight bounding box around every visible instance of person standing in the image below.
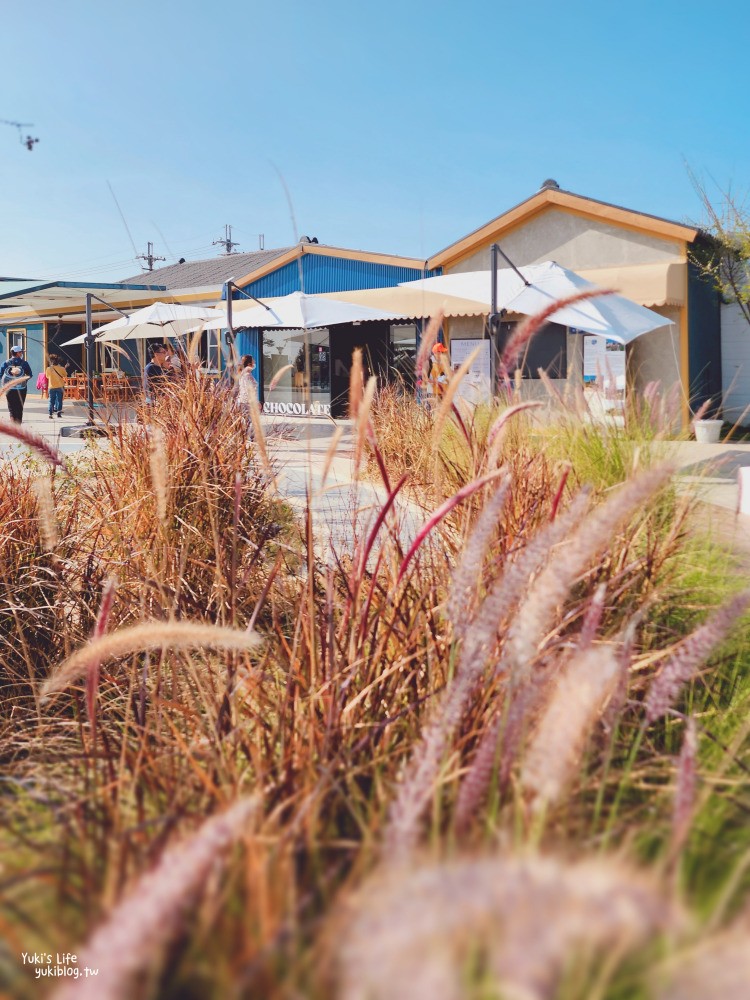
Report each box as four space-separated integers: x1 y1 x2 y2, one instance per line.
0 345 33 423
237 355 258 410
145 344 172 399
45 353 68 418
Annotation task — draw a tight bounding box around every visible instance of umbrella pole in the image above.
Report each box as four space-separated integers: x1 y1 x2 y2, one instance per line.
85 294 96 425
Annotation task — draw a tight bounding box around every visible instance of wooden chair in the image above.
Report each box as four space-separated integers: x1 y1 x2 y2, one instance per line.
100 373 127 403
66 374 85 400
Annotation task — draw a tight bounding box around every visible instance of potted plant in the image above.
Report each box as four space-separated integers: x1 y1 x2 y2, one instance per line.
692 399 723 444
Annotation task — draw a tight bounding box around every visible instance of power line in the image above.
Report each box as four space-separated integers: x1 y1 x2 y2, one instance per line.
106 180 140 260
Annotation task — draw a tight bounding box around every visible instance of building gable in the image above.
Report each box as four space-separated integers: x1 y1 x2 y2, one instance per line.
447 206 688 274
429 188 698 270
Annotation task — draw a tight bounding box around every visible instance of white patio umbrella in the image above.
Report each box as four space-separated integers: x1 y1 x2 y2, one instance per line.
400 261 670 344
95 301 218 341
200 290 405 330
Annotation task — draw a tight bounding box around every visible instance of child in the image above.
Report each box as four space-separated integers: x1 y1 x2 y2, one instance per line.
36 370 49 399
45 354 68 418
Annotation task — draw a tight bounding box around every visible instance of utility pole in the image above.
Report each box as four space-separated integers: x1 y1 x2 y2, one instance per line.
137 241 166 272
213 225 240 255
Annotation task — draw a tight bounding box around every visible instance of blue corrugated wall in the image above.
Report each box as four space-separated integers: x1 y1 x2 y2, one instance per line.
233 251 435 359
0 322 44 389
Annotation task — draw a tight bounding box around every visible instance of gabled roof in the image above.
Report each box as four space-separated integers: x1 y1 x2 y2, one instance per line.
428 187 700 269
119 248 294 290
233 241 426 287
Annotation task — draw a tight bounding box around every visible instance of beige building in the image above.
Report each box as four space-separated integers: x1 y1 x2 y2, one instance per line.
428 182 720 420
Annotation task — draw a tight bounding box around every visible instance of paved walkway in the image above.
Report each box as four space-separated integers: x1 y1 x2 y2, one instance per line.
2 396 749 571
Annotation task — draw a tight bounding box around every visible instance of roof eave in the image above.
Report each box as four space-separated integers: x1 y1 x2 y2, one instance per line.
428 188 700 269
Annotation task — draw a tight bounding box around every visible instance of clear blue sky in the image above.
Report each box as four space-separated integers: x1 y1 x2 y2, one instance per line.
1 0 748 282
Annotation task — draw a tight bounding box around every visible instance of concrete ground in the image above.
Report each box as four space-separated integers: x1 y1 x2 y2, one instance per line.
2 394 749 572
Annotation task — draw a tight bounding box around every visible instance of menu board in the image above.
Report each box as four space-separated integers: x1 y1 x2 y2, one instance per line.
583 336 625 384
449 338 492 403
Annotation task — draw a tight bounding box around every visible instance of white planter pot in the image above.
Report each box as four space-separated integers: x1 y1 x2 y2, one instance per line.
693 419 723 444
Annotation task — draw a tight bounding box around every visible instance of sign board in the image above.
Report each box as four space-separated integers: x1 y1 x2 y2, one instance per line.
449 338 492 404
263 401 331 417
583 336 625 385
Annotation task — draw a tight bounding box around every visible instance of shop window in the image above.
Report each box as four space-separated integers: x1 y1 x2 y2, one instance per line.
263 327 330 412
500 321 567 378
7 328 26 355
390 323 418 389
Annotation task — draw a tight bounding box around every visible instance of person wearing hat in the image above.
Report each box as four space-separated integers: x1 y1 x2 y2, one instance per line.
0 345 33 423
429 342 449 401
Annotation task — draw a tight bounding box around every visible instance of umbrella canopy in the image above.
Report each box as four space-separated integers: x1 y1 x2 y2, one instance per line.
94 302 218 342
201 291 405 331
400 261 670 344
321 285 488 319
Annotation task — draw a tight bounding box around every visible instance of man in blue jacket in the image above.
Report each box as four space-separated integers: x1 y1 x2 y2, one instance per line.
0 345 33 423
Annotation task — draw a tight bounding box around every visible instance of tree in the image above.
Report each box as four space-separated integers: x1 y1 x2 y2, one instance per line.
688 168 750 327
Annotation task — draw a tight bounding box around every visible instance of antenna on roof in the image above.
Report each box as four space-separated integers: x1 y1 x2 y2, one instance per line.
136 241 166 272
213 224 240 255
0 118 39 150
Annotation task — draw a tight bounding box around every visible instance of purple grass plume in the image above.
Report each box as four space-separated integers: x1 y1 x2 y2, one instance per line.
0 418 65 468
656 913 750 1000
386 489 591 857
671 717 698 860
644 589 750 724
52 796 259 1000
506 466 672 681
338 852 674 1000
499 289 615 382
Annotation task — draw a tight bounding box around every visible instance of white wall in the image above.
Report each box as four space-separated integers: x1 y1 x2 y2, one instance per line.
721 303 750 423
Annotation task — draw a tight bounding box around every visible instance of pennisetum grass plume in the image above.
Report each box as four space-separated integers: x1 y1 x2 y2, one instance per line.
32 475 59 551
505 466 673 681
353 375 377 475
655 914 750 1000
268 362 295 392
349 347 364 419
320 425 345 487
670 716 698 861
414 310 444 382
0 418 65 469
484 400 544 469
52 796 260 1000
644 589 750 724
579 582 607 649
86 576 118 726
396 468 506 587
445 474 510 634
520 644 620 812
149 426 169 526
338 853 673 1000
246 390 277 491
387 490 591 855
41 620 261 699
498 289 615 382
431 345 480 448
